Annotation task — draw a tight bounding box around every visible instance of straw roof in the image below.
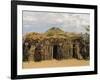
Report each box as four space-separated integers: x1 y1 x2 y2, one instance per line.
24 27 81 42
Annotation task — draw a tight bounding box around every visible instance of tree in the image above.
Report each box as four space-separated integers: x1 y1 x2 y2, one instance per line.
81 25 90 60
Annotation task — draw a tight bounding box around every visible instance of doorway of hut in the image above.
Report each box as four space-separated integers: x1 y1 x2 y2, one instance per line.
53 45 58 59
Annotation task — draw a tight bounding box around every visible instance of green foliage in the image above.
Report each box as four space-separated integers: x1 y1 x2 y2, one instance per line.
82 25 90 44
85 25 90 32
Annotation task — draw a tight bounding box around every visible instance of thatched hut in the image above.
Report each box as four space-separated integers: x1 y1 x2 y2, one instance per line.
23 27 89 62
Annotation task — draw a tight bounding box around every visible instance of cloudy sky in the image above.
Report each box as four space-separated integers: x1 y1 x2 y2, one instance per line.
23 11 90 35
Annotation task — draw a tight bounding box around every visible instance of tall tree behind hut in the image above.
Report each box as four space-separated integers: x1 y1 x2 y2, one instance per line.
81 25 90 60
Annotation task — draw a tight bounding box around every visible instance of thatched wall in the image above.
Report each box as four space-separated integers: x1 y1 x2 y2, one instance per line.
23 37 89 62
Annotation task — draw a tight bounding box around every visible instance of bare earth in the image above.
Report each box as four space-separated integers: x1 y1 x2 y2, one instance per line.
22 58 89 69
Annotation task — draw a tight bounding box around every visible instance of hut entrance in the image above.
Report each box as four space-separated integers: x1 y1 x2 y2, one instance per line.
53 45 58 59
34 46 42 62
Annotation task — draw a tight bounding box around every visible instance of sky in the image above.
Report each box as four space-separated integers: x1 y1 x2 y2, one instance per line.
23 11 90 35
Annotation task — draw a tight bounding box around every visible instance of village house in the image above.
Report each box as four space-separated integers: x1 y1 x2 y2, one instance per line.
23 27 89 62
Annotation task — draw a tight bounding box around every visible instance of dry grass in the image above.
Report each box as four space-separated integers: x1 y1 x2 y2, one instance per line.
22 58 89 69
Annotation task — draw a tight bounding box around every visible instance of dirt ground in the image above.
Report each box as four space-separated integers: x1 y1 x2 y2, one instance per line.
22 58 89 69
